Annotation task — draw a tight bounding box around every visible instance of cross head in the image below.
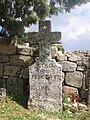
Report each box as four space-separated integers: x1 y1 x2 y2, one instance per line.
28 20 61 59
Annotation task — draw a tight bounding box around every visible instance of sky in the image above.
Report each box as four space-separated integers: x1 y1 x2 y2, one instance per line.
29 2 90 51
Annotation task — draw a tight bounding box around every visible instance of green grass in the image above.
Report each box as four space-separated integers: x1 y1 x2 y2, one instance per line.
0 96 42 120
0 96 90 120
75 111 90 120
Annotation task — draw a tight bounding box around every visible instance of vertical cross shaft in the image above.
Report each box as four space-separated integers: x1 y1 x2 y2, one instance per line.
28 20 62 111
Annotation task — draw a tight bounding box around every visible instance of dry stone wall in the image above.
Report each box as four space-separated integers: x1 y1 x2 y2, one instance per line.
0 42 90 106
0 44 38 105
52 48 90 105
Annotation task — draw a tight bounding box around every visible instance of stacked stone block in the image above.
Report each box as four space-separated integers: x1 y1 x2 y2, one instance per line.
52 49 90 104
0 44 38 105
0 42 90 106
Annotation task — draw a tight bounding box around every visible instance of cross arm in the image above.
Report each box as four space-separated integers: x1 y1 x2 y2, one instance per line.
28 32 39 44
50 32 61 44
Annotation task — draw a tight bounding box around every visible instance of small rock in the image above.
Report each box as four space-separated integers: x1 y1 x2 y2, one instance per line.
56 51 67 61
62 86 79 97
78 103 88 111
65 71 83 88
51 46 58 59
58 61 77 72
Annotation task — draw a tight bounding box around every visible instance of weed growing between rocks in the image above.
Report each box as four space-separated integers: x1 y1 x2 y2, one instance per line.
62 93 89 113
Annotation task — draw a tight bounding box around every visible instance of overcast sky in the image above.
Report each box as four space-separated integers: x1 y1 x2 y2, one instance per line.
29 2 90 51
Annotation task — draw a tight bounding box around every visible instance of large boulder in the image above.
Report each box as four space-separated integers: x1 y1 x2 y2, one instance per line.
65 52 82 62
59 61 77 72
65 71 83 88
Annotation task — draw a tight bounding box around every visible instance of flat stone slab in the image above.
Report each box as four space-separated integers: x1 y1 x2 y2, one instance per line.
28 58 62 111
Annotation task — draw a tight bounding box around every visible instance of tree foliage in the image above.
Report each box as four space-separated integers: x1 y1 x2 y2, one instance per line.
0 0 90 39
49 0 90 14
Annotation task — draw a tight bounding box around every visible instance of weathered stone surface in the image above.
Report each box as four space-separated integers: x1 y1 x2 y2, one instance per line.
62 72 65 83
28 21 62 111
0 88 6 97
84 70 90 88
82 75 86 89
74 51 85 58
65 71 83 88
77 60 83 66
77 66 85 71
0 78 6 97
0 78 6 88
63 86 79 97
28 58 62 111
28 21 61 59
88 95 90 106
68 53 82 62
22 68 29 79
56 51 67 61
51 46 58 58
10 55 34 66
0 64 3 77
0 37 15 45
59 61 77 72
80 89 88 99
4 65 21 77
83 57 89 68
87 51 90 57
0 44 16 54
0 55 9 63
6 77 23 96
17 45 38 56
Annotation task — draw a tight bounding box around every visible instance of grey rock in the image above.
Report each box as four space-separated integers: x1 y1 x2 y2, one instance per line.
22 68 29 79
65 71 83 88
83 57 90 68
77 66 85 71
68 53 82 62
80 89 88 99
28 20 62 111
0 44 16 54
10 55 34 66
59 61 77 72
77 60 83 66
4 65 21 77
51 46 58 58
0 88 6 97
63 86 79 97
0 64 3 77
6 77 23 96
0 55 9 63
28 58 62 111
17 45 37 56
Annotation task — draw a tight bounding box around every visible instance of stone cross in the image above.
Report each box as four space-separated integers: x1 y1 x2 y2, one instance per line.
28 20 62 111
28 20 61 59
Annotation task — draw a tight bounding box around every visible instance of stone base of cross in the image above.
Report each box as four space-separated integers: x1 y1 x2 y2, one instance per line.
28 20 62 111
